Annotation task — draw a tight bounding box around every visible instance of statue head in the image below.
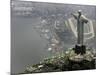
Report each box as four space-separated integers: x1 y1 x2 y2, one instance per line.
78 10 82 16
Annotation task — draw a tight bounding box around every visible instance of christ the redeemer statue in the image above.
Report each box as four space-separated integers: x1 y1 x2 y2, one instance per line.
72 10 88 54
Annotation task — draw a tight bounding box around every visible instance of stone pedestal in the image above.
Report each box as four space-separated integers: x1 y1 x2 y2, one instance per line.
73 45 86 55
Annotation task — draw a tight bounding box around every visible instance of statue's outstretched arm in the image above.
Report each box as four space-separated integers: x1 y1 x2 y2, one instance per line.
71 13 78 19
81 15 88 23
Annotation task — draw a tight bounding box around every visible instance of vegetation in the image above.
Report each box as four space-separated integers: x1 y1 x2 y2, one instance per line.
21 49 96 74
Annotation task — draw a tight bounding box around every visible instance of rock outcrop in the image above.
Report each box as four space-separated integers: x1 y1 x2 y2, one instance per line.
22 49 96 74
